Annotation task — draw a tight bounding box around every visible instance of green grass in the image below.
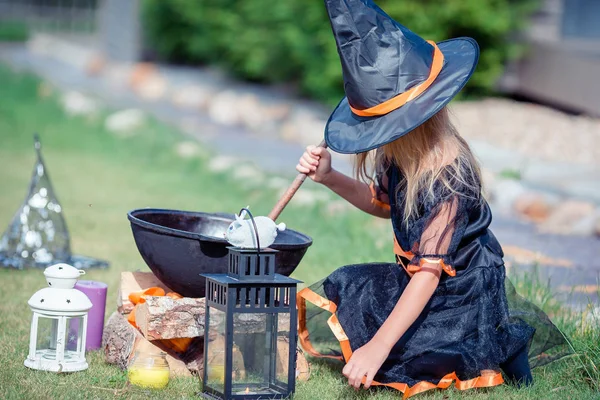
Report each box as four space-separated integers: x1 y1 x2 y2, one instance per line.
0 21 29 42
0 65 598 399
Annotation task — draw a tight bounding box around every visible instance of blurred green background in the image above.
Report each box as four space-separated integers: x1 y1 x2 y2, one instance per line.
142 0 539 104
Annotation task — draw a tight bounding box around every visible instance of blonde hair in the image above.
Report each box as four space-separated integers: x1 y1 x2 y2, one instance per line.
355 107 481 224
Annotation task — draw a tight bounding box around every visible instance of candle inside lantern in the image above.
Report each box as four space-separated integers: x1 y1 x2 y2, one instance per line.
239 387 256 395
74 280 107 350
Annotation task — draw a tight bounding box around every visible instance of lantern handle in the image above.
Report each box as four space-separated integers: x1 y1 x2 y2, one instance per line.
238 207 260 255
78 270 86 275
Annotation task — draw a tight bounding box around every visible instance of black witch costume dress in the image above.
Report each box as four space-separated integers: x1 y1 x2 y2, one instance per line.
298 159 570 398
297 2 570 397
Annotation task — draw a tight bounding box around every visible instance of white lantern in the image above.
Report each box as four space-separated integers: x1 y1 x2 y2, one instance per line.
24 263 92 372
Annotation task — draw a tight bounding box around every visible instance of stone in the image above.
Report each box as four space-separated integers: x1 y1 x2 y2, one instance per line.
208 90 241 126
237 94 265 131
118 271 172 315
86 54 106 76
105 109 146 136
208 156 238 173
129 63 157 89
61 91 100 117
104 64 130 88
279 122 300 142
135 296 206 340
232 164 264 184
263 104 292 122
538 200 596 235
569 209 600 236
136 74 167 101
171 86 212 110
453 98 600 168
513 192 555 223
175 141 204 159
295 119 327 147
490 179 527 214
280 108 327 146
128 63 167 101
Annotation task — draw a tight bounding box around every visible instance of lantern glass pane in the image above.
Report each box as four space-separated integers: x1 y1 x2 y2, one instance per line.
65 317 83 353
231 311 291 395
36 316 59 353
276 312 291 387
205 307 226 393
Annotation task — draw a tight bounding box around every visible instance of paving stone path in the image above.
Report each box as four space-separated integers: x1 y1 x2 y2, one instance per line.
1 42 597 310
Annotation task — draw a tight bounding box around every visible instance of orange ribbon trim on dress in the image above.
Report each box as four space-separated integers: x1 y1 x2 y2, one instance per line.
127 287 192 353
369 182 391 211
349 41 444 117
393 236 456 276
297 288 504 399
368 183 457 277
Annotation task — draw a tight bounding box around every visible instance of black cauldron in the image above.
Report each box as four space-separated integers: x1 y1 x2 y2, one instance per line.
127 209 312 297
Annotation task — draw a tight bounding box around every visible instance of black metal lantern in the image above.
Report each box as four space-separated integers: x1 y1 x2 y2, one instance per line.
201 209 301 399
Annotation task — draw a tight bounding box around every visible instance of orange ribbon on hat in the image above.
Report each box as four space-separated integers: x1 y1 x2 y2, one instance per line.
349 40 444 117
128 287 192 353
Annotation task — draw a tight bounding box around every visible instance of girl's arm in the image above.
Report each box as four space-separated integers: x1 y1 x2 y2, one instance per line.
296 146 390 219
343 265 442 389
343 199 459 389
322 169 390 219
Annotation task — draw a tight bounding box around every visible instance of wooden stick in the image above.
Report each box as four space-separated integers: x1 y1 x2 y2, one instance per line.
268 140 327 221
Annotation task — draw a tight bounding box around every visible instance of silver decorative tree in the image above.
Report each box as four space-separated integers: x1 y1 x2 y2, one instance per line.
0 135 108 270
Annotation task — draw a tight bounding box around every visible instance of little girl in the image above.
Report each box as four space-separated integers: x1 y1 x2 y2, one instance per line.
295 0 569 398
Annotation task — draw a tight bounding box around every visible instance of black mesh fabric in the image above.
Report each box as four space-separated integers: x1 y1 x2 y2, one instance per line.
300 160 570 389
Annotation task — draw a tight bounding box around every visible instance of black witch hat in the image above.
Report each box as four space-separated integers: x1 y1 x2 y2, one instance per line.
323 0 479 154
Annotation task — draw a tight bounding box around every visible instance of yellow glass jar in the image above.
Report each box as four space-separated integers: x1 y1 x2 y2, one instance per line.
128 351 170 389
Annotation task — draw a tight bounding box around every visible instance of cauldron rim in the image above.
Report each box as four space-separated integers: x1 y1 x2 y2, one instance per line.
127 208 313 249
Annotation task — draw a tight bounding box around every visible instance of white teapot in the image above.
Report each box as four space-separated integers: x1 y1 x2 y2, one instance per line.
225 208 286 249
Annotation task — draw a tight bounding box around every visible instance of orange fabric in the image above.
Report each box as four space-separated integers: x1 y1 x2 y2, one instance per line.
393 236 456 276
128 287 165 305
297 288 344 361
297 288 504 399
166 292 184 300
158 337 193 354
127 287 192 353
393 235 415 260
419 257 456 277
349 41 444 117
369 182 391 211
